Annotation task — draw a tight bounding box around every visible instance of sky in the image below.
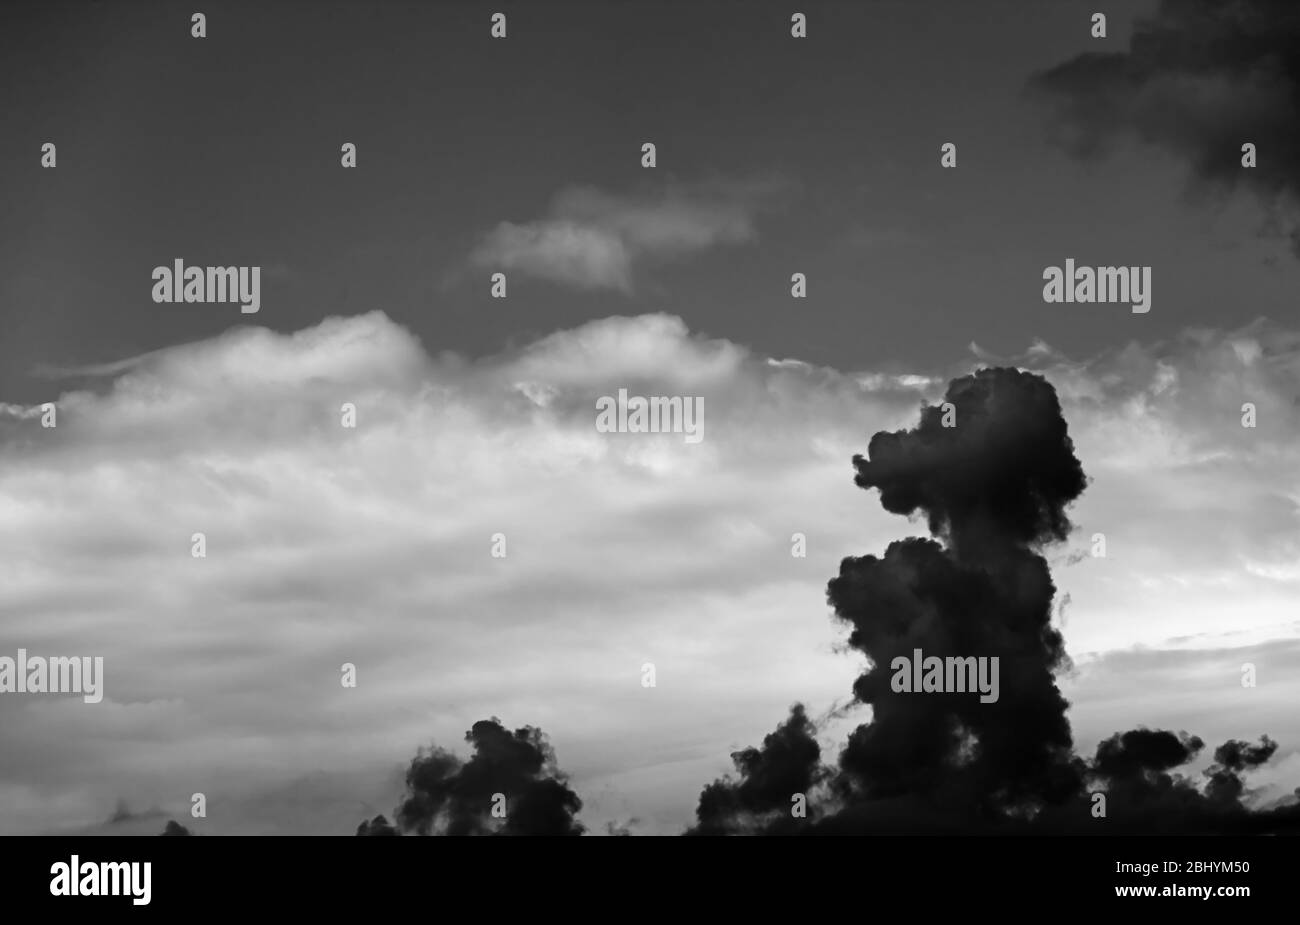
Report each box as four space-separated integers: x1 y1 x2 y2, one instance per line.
6 0 1300 405
0 0 1298 835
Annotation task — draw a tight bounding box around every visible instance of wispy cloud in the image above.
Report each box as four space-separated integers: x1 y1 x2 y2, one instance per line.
469 177 792 293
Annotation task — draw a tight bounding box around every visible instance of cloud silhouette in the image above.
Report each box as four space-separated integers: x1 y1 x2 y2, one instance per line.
382 719 583 836
690 368 1300 834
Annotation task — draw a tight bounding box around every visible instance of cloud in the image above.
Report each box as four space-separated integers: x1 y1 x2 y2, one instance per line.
355 814 397 836
1029 0 1300 251
692 703 825 834
692 369 1087 833
0 309 1298 834
389 719 583 836
469 177 790 292
690 368 1299 834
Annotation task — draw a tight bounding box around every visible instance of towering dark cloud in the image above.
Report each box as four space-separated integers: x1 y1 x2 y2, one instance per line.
690 368 1300 834
363 719 584 836
1029 0 1300 252
826 369 1085 827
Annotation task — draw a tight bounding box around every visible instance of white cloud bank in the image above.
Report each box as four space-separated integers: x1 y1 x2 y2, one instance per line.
0 311 1296 834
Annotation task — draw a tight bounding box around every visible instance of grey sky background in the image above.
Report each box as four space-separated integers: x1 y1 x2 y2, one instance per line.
5 0 1300 403
1 0 1298 835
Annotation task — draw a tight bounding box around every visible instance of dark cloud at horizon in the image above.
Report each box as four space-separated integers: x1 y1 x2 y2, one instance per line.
357 719 584 836
691 703 827 835
355 815 399 836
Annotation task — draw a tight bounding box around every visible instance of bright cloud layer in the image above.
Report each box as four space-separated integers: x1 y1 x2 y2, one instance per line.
0 310 1296 834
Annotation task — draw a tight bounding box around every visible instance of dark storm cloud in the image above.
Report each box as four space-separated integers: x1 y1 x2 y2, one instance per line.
1029 0 1300 251
159 820 192 836
1085 731 1297 833
690 704 825 835
689 368 1300 834
1201 736 1280 805
365 719 584 836
1215 735 1279 771
1093 728 1204 780
825 369 1085 822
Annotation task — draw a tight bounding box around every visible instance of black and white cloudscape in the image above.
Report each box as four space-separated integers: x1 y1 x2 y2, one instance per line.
1 0 1299 837
346 368 1298 836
